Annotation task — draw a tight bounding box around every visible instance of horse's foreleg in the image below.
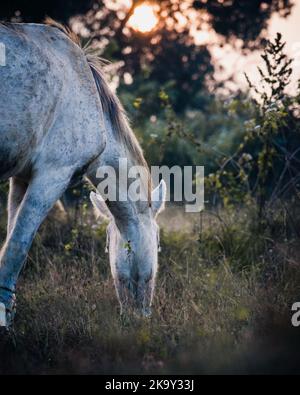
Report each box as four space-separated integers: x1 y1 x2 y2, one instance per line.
7 177 28 237
0 168 74 327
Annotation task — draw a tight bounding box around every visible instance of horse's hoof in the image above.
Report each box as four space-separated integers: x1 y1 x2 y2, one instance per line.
0 302 6 328
0 302 15 332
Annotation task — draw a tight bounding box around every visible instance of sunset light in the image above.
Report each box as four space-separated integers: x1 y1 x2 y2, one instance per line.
128 3 158 33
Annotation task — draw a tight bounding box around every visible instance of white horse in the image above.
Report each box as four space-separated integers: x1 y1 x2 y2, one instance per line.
0 21 166 328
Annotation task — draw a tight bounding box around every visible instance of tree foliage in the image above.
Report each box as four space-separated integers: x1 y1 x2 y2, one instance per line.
0 1 294 111
206 34 300 215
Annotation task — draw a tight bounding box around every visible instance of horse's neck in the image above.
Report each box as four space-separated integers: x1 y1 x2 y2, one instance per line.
87 115 144 229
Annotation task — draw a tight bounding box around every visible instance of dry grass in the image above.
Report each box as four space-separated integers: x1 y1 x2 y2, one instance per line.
0 203 300 374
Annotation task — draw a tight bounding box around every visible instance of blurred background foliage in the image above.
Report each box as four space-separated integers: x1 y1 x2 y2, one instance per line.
0 1 299 209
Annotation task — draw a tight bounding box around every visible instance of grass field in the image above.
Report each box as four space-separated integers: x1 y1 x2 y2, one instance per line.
0 202 300 374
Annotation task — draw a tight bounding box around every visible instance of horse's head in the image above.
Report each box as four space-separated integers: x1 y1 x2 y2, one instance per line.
90 180 166 317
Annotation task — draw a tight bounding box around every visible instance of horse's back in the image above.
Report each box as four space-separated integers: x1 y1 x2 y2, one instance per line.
0 24 104 180
0 23 72 127
0 24 61 178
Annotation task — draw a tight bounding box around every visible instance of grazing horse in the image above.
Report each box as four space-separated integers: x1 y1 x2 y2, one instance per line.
0 21 166 329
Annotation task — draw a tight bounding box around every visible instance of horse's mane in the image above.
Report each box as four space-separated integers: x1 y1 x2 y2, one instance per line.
45 18 151 202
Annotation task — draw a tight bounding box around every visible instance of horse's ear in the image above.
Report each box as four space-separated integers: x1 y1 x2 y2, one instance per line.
151 180 167 217
90 192 112 221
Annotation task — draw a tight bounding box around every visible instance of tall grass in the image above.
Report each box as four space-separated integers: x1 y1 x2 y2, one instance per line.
0 202 299 374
